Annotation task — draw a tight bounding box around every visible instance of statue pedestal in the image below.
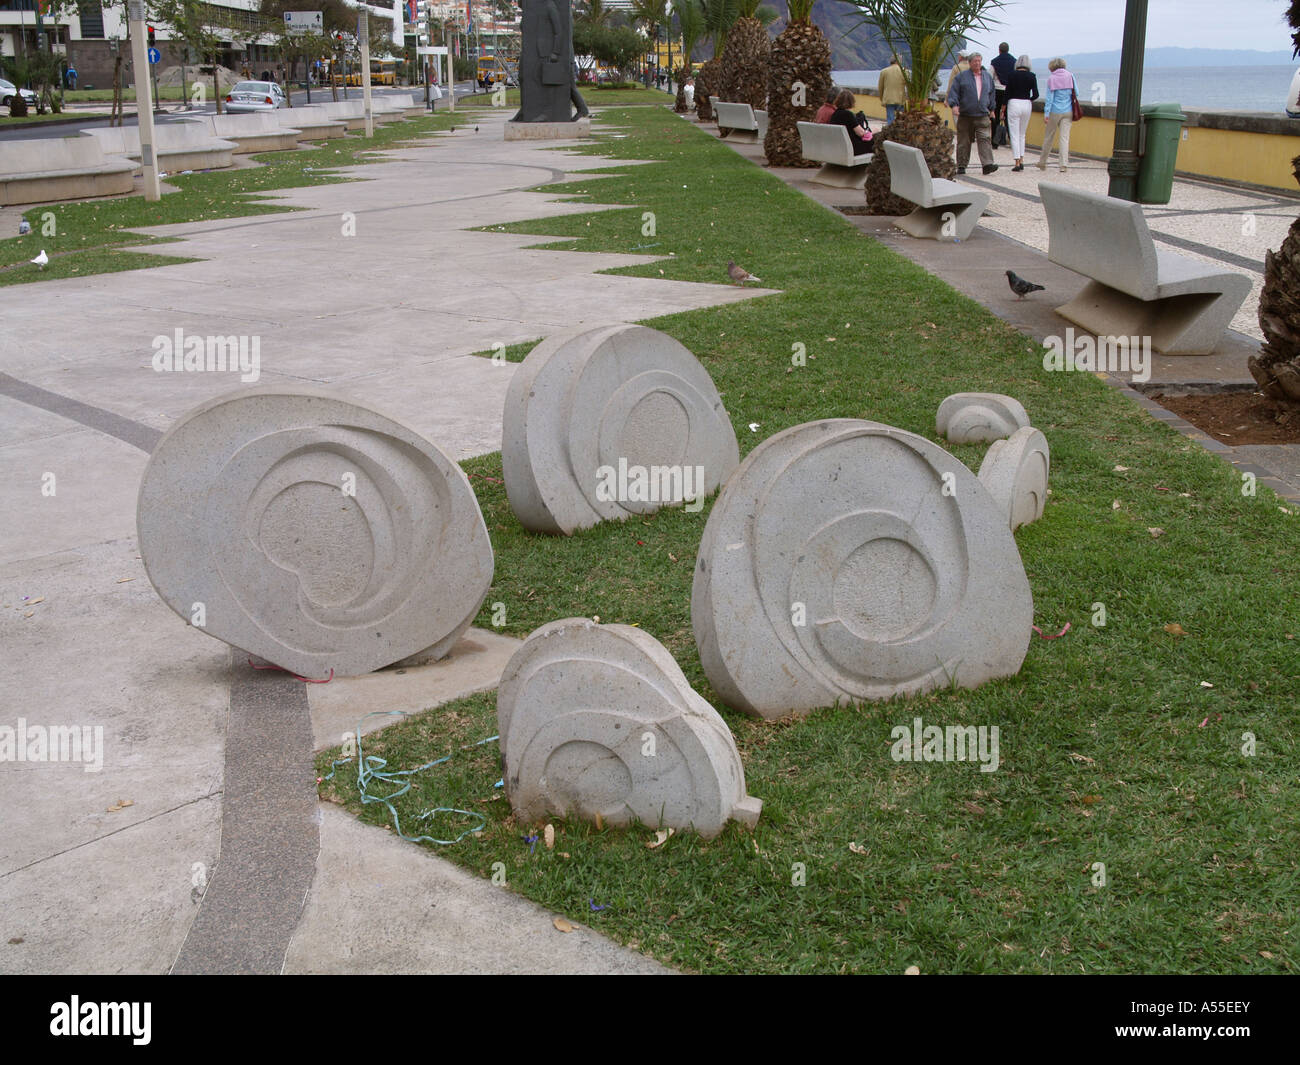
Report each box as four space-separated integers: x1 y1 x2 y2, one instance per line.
504 118 591 141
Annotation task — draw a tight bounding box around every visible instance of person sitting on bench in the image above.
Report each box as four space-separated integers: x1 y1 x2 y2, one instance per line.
829 89 874 156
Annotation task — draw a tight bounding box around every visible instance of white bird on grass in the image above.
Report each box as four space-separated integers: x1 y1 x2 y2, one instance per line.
32 250 48 269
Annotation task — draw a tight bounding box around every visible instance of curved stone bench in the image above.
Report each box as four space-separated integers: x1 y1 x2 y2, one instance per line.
80 121 236 174
380 93 424 118
203 112 302 154
714 101 768 144
882 140 989 241
273 106 346 141
368 95 414 123
319 100 368 131
797 121 872 188
0 136 136 206
1039 182 1252 355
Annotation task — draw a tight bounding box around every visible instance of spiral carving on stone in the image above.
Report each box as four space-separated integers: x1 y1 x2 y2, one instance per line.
502 324 740 534
138 389 493 678
979 426 1051 531
497 618 761 839
692 419 1033 719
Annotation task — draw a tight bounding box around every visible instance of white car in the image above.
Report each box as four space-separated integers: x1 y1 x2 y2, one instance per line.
224 81 287 113
0 78 38 108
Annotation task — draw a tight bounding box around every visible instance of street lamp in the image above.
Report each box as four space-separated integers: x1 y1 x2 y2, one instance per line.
1106 0 1149 201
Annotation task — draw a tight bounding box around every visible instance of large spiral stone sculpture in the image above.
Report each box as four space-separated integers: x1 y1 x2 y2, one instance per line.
137 389 493 678
497 618 761 838
502 324 740 534
692 419 1034 719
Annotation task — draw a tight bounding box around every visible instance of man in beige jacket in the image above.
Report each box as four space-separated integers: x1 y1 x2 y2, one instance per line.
878 57 907 125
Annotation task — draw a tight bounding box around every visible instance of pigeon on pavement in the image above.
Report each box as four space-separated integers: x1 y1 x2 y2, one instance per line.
728 260 760 285
1006 270 1044 299
32 249 48 269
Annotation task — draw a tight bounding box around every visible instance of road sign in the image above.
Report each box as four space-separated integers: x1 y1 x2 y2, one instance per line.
416 46 447 56
284 11 324 36
147 47 160 64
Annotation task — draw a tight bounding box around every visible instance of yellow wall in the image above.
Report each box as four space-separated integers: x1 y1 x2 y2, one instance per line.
851 93 1300 191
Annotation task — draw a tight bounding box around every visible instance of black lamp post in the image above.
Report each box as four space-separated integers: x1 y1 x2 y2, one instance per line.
1106 0 1149 201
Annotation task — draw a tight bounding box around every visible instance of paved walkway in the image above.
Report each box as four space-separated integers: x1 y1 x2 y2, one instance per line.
1 101 762 974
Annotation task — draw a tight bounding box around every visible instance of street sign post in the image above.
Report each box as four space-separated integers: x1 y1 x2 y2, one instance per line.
284 11 324 36
147 47 160 64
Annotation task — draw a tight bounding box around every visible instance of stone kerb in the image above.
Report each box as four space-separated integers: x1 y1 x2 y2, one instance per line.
692 419 1034 719
137 389 493 678
497 618 762 839
502 324 740 535
978 426 1051 532
936 392 1030 444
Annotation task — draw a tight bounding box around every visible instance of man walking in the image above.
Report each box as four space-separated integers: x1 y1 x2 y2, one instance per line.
946 51 998 175
990 42 1015 148
878 56 906 125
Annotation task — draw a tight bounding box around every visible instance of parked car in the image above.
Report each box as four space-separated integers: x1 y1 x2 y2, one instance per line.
224 81 286 113
0 78 38 108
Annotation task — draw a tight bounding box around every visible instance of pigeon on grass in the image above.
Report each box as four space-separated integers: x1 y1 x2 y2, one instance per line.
728 260 760 285
1006 270 1044 299
32 250 48 270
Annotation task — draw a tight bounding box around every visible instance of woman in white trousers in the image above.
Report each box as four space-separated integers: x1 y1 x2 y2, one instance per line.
1002 55 1038 171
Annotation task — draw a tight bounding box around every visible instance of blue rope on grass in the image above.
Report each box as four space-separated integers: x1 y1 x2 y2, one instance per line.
322 711 499 845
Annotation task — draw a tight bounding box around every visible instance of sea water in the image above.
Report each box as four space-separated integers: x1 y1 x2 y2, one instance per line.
835 64 1299 114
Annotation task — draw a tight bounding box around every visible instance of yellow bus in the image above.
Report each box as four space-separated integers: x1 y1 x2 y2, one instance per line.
476 56 514 87
329 58 397 87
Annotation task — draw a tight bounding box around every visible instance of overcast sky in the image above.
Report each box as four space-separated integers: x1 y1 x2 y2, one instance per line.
960 0 1293 58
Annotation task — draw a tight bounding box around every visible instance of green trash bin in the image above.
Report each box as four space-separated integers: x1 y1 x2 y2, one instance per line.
1137 102 1185 204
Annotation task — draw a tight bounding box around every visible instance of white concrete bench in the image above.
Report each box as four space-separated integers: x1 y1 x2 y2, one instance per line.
797 121 872 188
714 101 768 143
80 121 236 174
319 100 368 131
204 112 302 153
1039 183 1252 355
379 93 425 118
882 140 989 241
0 136 136 206
273 105 346 140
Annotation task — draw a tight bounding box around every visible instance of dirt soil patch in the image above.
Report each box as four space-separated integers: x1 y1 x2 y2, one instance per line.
1152 390 1300 445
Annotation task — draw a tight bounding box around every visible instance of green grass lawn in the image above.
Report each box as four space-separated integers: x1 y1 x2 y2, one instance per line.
1 111 112 126
318 105 1300 975
456 86 671 110
0 110 475 285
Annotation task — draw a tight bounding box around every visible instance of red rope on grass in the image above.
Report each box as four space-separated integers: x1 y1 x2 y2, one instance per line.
1032 622 1071 640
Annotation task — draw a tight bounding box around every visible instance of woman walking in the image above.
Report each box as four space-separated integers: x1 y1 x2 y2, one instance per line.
1003 55 1038 171
1037 57 1076 172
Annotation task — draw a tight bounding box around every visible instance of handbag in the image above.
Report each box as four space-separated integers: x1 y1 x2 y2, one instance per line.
1070 76 1083 121
541 58 567 86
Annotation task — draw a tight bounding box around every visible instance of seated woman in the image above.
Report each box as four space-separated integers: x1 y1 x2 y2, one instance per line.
829 89 874 155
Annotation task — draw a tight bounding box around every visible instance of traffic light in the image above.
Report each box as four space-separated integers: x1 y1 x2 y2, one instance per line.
147 25 156 47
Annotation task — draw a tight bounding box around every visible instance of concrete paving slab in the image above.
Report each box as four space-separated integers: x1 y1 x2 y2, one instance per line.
283 806 671 975
308 627 523 751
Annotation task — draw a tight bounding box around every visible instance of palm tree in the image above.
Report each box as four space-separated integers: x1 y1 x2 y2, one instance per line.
673 0 706 112
1253 3 1300 403
694 0 738 121
841 0 1003 213
718 0 774 113
763 0 831 166
577 0 612 28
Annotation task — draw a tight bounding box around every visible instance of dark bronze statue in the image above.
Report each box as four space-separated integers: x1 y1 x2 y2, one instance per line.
513 0 588 123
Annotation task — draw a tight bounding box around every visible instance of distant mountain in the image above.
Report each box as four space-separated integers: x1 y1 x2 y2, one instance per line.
1039 47 1296 69
764 1 958 71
